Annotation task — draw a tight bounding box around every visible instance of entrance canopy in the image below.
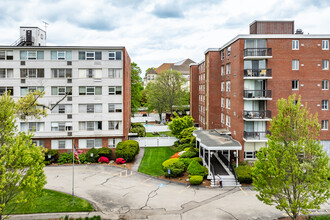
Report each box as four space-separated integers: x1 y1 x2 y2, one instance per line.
193 129 242 150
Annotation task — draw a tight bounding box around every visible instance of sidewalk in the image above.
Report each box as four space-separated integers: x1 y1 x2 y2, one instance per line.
9 211 104 220
131 147 145 172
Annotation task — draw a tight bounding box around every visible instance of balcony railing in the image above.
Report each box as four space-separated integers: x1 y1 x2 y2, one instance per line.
243 131 271 140
244 48 272 57
243 110 271 119
243 90 272 99
244 69 272 78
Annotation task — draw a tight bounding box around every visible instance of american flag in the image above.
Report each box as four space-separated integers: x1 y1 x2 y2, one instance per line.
73 144 81 164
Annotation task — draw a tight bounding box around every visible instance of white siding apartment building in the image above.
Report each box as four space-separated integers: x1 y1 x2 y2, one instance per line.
0 27 131 152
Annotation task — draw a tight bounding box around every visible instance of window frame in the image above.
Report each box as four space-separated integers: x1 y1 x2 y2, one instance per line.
321 100 328 110
292 60 299 70
292 40 299 50
292 80 299 90
321 120 328 130
322 60 329 70
322 80 329 90
322 40 329 50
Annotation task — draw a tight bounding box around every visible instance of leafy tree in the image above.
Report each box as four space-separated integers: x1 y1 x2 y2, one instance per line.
131 62 144 116
0 92 47 219
168 112 194 138
146 82 167 121
252 95 330 220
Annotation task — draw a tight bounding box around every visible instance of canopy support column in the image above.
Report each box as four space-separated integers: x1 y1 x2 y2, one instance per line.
236 150 238 167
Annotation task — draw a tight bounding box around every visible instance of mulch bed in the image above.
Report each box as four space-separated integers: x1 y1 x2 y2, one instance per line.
158 171 211 187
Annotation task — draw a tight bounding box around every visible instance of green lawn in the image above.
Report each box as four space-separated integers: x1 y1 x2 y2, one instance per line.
138 147 175 176
5 189 94 215
145 131 174 137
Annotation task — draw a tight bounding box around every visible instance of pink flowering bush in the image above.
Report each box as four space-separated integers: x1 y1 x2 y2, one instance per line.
98 156 109 163
116 158 126 164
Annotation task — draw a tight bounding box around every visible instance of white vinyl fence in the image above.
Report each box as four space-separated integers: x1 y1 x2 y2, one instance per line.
130 137 178 147
143 125 170 133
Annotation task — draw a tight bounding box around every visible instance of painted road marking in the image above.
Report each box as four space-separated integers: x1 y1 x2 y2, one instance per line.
179 185 190 194
239 187 247 196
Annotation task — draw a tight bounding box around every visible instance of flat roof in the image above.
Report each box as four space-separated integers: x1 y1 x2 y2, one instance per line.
193 129 242 150
0 46 125 49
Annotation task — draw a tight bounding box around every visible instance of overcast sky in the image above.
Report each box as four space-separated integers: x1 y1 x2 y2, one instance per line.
0 0 329 75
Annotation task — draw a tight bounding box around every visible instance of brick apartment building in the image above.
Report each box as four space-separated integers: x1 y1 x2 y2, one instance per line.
0 26 131 151
190 21 330 162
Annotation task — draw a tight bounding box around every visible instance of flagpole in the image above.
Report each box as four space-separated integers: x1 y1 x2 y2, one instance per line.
72 139 74 206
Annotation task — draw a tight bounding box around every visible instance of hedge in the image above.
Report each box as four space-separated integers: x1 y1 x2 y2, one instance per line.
189 175 203 185
115 140 140 162
163 160 185 178
187 160 205 176
97 147 112 159
86 148 99 163
235 165 253 184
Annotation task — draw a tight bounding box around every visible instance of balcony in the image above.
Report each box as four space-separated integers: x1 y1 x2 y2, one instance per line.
243 90 272 100
244 48 272 59
243 131 270 142
243 110 271 121
243 69 272 79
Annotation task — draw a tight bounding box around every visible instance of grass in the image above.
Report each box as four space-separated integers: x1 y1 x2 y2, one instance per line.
145 131 174 137
309 215 330 220
4 189 94 215
138 147 175 176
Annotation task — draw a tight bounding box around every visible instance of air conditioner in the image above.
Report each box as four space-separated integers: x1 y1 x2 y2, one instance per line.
67 132 72 136
21 61 26 65
67 114 72 119
67 61 72 65
67 78 72 83
21 79 26 83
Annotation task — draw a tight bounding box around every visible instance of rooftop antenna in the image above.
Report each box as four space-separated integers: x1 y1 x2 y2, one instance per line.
42 21 49 39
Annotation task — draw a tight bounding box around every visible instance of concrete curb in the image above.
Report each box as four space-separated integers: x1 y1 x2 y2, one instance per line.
9 211 103 220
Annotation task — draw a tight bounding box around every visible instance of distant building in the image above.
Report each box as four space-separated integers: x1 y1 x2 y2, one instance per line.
144 59 195 90
0 26 131 151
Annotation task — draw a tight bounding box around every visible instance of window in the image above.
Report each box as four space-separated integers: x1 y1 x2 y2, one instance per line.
226 98 231 109
86 139 102 148
79 86 102 95
221 82 225 92
79 121 102 131
108 86 122 95
109 51 122 60
226 81 231 92
227 46 231 57
322 100 328 110
108 68 122 78
292 80 299 90
20 51 44 60
108 103 122 112
221 113 224 124
78 69 102 78
322 40 329 50
0 69 13 78
79 104 102 113
322 80 329 90
226 63 231 74
0 50 13 60
51 51 72 60
32 140 44 147
0 87 14 96
322 60 329 70
292 40 299 50
20 122 44 132
20 69 44 78
292 60 299 70
51 104 72 114
51 87 72 95
221 65 224 76
78 51 102 60
221 98 225 107
321 120 328 130
20 86 44 96
220 50 224 60
108 121 121 130
51 139 72 149
244 151 257 159
51 122 72 131
52 69 72 78
226 115 230 127
59 140 66 149
108 138 122 148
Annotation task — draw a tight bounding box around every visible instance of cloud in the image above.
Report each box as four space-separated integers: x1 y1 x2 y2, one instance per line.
152 3 184 18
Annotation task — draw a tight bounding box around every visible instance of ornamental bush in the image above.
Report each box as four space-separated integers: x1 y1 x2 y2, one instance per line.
179 158 192 169
98 156 109 163
130 126 146 137
163 160 185 178
98 147 112 158
180 150 197 158
44 149 59 164
86 148 100 163
162 158 180 168
115 140 140 162
192 157 202 164
131 122 144 128
116 158 126 164
58 153 71 165
187 160 205 176
236 165 253 184
189 175 203 185
168 112 194 138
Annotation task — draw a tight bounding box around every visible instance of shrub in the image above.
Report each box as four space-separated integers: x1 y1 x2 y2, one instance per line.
203 166 209 177
162 158 180 168
116 158 126 164
235 165 253 184
170 152 181 159
115 140 140 162
179 158 192 169
192 157 202 164
58 153 71 165
179 127 196 144
189 175 203 185
130 126 146 137
131 122 144 128
173 143 194 152
163 160 185 178
98 147 112 158
168 112 194 138
180 150 197 158
187 160 205 176
86 148 100 163
78 153 87 164
44 149 59 163
98 156 109 163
